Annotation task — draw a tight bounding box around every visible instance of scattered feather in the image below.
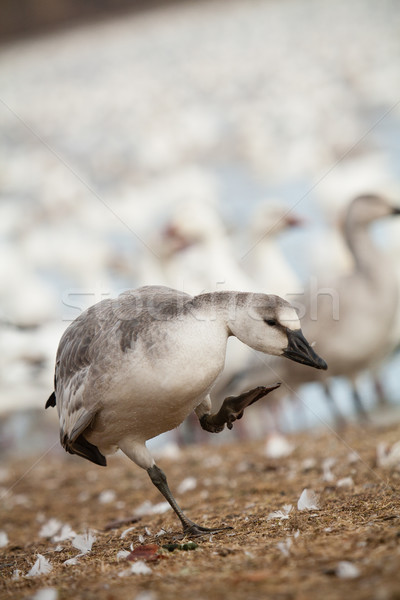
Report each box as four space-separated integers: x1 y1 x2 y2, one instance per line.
267 504 293 521
54 545 63 552
119 561 152 576
348 451 359 464
177 477 197 494
336 561 360 579
72 531 96 554
26 554 52 577
98 489 117 504
0 531 9 547
39 518 63 539
302 458 317 471
12 569 22 580
131 561 153 574
156 529 167 537
117 550 130 560
376 441 400 470
14 494 30 507
203 455 222 468
322 457 336 482
120 527 136 539
277 537 292 557
138 534 145 544
264 434 294 458
63 554 84 566
135 592 157 600
336 476 354 489
134 500 171 516
297 488 320 511
31 588 58 600
52 524 76 542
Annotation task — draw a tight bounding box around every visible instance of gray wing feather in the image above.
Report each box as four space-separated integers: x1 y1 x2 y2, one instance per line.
53 286 194 450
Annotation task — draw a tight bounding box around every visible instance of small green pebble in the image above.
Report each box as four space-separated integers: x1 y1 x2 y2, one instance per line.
162 543 180 552
162 542 198 552
181 542 198 551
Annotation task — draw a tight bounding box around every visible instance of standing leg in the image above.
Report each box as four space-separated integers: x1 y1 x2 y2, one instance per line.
322 381 346 429
351 382 369 422
373 375 389 408
119 438 231 537
147 464 231 536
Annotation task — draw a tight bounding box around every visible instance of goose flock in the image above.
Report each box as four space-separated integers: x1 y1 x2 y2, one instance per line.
45 192 400 533
228 195 400 426
0 1 399 468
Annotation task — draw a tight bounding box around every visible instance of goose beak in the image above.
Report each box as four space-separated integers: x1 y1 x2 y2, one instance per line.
286 215 305 227
283 329 328 370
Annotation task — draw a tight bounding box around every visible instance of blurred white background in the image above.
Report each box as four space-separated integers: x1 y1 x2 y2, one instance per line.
1 0 400 453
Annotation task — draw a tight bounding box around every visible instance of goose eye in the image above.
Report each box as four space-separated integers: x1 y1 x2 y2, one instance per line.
264 318 277 327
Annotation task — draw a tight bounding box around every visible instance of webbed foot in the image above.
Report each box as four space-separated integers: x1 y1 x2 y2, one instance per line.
183 520 233 538
200 383 281 432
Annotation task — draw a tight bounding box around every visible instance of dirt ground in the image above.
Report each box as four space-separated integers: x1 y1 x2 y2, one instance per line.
1 422 400 600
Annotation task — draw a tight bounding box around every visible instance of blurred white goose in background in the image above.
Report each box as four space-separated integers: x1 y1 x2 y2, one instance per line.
0 245 59 328
311 154 396 279
148 200 255 442
159 200 254 295
243 201 304 298
211 201 306 436
157 199 307 436
233 194 400 427
310 186 400 412
306 216 354 280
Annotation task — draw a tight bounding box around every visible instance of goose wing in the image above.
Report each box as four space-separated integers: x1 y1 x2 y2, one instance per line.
47 286 193 465
52 300 113 465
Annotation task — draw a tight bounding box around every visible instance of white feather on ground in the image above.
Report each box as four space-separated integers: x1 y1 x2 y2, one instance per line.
297 489 320 511
26 554 52 577
0 531 8 548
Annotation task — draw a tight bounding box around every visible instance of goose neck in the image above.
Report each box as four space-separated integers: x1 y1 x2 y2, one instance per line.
344 220 379 276
191 291 251 333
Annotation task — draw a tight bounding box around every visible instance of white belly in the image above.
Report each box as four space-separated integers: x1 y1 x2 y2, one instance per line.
86 320 228 449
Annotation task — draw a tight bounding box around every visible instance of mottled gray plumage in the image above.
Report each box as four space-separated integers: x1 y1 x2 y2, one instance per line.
47 284 326 535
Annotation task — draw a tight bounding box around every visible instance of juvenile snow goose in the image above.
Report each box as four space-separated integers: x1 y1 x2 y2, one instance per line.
46 285 326 536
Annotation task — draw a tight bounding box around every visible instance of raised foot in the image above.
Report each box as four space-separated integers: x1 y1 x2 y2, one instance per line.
183 521 233 538
200 383 281 432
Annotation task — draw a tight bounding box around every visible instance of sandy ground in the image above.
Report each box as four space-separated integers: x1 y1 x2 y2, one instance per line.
1 422 400 600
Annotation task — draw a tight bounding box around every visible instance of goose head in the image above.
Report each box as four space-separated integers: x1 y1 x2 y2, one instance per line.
346 194 400 227
250 202 304 239
228 294 327 370
162 202 225 254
